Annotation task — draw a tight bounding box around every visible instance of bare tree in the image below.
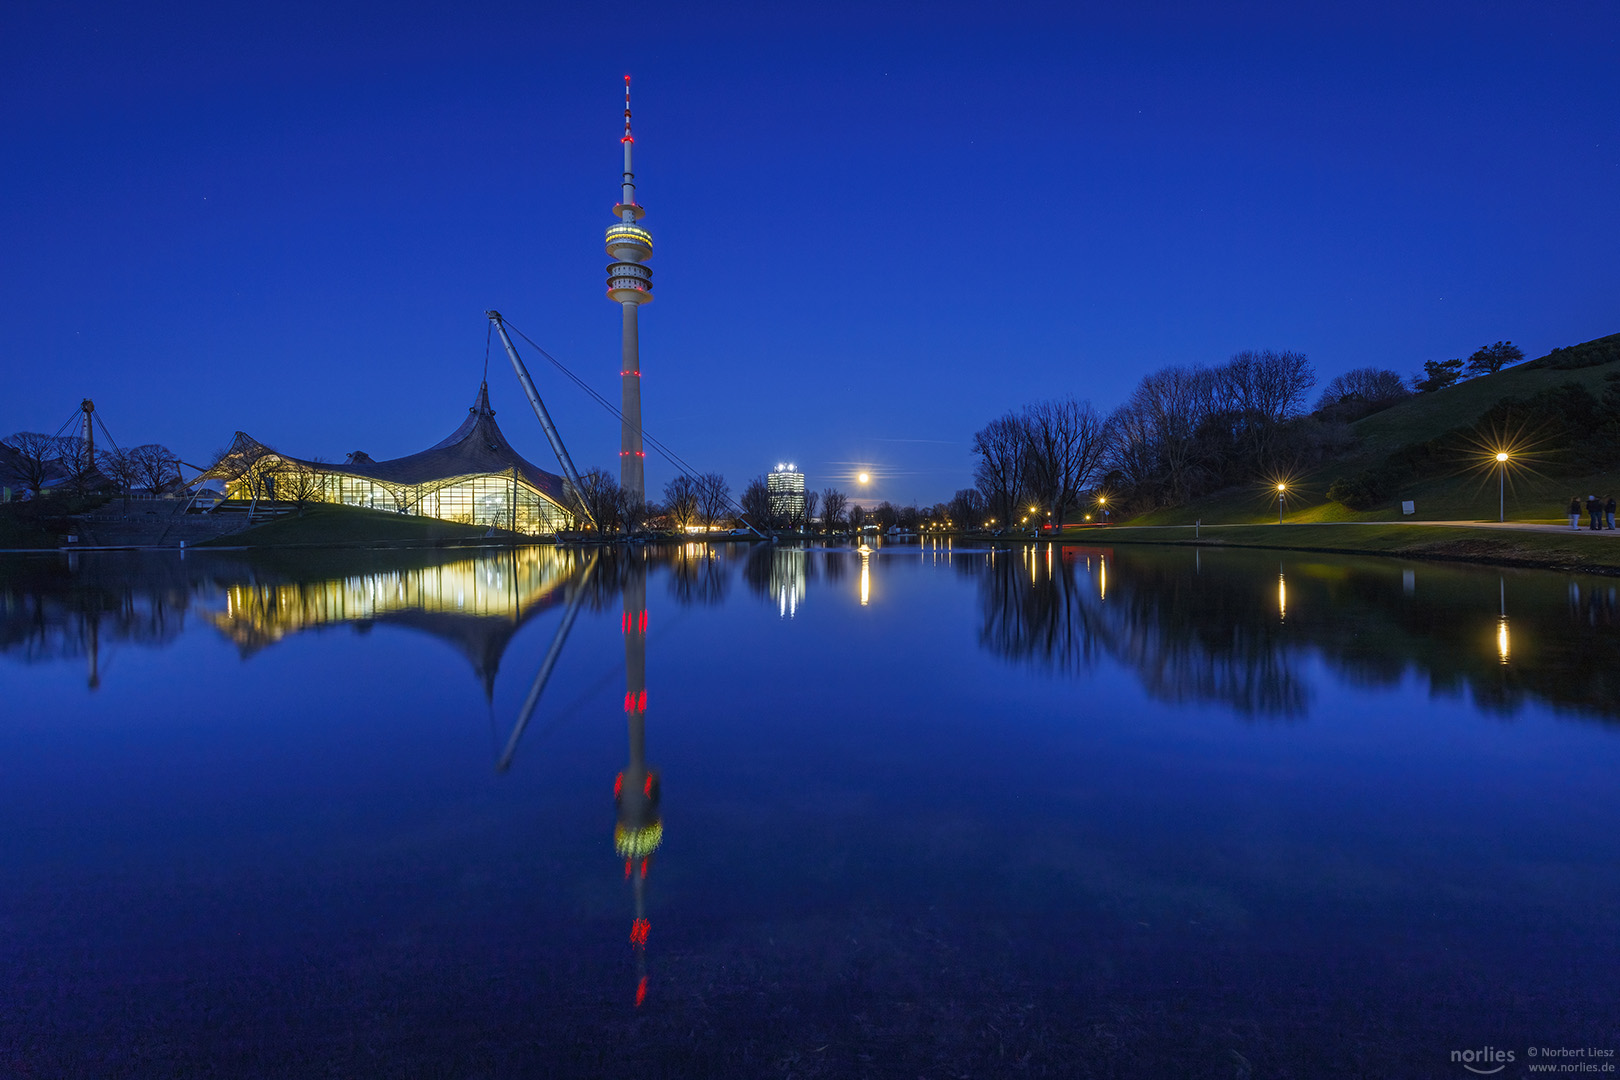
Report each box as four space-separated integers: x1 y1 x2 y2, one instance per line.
130 444 181 495
1023 398 1110 528
947 488 985 529
971 412 1031 530
663 474 701 530
273 460 325 514
740 476 771 532
849 503 867 531
697 472 731 530
1 432 59 497
204 436 276 501
1315 367 1409 410
577 467 623 534
802 489 819 532
820 488 848 532
98 447 143 511
55 437 99 498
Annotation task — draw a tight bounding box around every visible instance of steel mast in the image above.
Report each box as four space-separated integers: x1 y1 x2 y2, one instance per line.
486 309 596 530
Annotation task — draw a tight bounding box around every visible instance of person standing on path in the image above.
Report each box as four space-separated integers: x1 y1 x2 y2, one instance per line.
1606 495 1616 530
1588 495 1602 531
1571 496 1583 529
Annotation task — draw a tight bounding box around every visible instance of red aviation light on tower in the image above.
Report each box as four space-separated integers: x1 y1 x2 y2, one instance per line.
622 75 633 143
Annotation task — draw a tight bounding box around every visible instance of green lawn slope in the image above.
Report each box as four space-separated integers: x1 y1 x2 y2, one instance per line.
1123 333 1620 528
199 504 518 547
1352 334 1620 456
1095 522 1620 576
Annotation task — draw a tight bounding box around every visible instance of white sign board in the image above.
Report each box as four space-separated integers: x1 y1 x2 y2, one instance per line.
1401 501 1415 516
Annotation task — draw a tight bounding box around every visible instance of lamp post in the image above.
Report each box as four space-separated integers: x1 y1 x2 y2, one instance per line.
1495 451 1509 522
1277 483 1287 525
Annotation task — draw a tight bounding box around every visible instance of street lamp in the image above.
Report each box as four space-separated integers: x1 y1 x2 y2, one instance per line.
1276 482 1287 524
1495 451 1509 522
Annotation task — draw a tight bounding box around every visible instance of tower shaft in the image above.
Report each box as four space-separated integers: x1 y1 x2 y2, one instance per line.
620 302 644 499
605 76 652 503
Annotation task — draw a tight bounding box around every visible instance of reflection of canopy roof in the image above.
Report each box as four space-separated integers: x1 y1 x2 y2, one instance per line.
207 549 581 697
202 384 571 505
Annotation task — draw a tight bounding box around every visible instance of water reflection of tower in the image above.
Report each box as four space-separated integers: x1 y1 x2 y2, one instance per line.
615 554 661 1007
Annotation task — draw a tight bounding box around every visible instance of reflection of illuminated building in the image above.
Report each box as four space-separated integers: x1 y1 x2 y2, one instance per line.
770 547 807 618
768 465 806 522
198 384 576 534
616 555 660 1007
208 548 579 693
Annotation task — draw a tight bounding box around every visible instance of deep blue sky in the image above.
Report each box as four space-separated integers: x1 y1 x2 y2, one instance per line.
3 1 1617 506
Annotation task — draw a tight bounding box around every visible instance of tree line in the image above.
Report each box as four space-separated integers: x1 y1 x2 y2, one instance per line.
974 349 1330 519
971 337 1528 519
1 432 181 507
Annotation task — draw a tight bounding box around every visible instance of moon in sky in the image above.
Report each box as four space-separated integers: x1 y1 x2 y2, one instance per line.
857 472 870 484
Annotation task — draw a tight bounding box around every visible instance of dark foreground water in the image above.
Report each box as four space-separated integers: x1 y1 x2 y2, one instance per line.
2 541 1617 1078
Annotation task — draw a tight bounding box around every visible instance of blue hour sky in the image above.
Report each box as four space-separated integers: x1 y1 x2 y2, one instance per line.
3 0 1617 506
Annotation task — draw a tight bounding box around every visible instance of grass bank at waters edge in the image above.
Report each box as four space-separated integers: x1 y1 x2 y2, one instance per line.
1123 346 1620 528
1081 523 1620 576
198 505 521 548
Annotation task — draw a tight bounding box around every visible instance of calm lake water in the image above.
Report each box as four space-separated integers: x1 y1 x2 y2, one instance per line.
2 541 1617 1078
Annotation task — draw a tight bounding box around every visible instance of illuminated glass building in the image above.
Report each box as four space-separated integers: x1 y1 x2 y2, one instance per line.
767 463 805 522
201 383 576 534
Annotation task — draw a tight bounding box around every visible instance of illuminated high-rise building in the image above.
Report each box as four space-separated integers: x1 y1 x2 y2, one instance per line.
606 76 653 502
767 464 805 523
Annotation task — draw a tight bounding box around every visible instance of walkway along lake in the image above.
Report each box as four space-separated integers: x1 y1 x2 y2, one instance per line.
1 542 1616 1077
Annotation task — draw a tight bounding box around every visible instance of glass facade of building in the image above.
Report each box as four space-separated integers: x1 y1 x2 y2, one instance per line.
223 459 572 536
767 465 806 522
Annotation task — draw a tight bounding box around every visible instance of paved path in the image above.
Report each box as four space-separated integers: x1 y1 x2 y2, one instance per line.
1109 520 1620 536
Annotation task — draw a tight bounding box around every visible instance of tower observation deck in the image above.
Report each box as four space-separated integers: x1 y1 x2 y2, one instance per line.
607 76 652 501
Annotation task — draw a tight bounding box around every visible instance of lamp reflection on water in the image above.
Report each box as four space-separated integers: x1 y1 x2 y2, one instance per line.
1278 571 1287 621
1497 576 1510 664
859 546 871 606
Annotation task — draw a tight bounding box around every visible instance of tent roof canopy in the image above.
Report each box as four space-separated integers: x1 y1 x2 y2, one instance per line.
204 384 572 507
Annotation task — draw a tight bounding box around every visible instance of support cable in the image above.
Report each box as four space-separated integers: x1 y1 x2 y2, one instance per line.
500 320 766 535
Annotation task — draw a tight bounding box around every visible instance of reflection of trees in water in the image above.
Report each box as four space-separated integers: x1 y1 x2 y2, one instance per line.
977 553 1108 675
665 544 729 607
1099 557 1307 717
975 546 1620 723
974 548 1307 718
0 554 202 687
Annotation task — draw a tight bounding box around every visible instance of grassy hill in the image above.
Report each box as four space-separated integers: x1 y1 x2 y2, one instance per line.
199 504 520 547
1123 332 1620 527
1352 333 1620 456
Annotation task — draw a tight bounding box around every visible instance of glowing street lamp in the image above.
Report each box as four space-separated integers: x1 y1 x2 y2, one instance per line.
1494 451 1509 522
1276 482 1287 525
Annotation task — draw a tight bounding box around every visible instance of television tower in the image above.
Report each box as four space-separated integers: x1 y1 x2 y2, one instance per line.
606 75 653 501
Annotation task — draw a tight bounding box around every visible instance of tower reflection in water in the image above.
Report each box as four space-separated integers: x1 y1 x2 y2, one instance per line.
615 554 660 1006
492 548 662 1008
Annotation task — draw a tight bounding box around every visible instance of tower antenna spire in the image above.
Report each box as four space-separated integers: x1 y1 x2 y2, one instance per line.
623 74 633 142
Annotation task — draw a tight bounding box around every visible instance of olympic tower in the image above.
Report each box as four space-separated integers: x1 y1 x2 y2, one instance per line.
605 76 653 501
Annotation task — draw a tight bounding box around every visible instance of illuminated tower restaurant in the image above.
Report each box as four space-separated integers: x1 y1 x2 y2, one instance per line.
606 76 653 501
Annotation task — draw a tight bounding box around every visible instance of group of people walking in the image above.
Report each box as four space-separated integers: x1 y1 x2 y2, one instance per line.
1569 495 1616 530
